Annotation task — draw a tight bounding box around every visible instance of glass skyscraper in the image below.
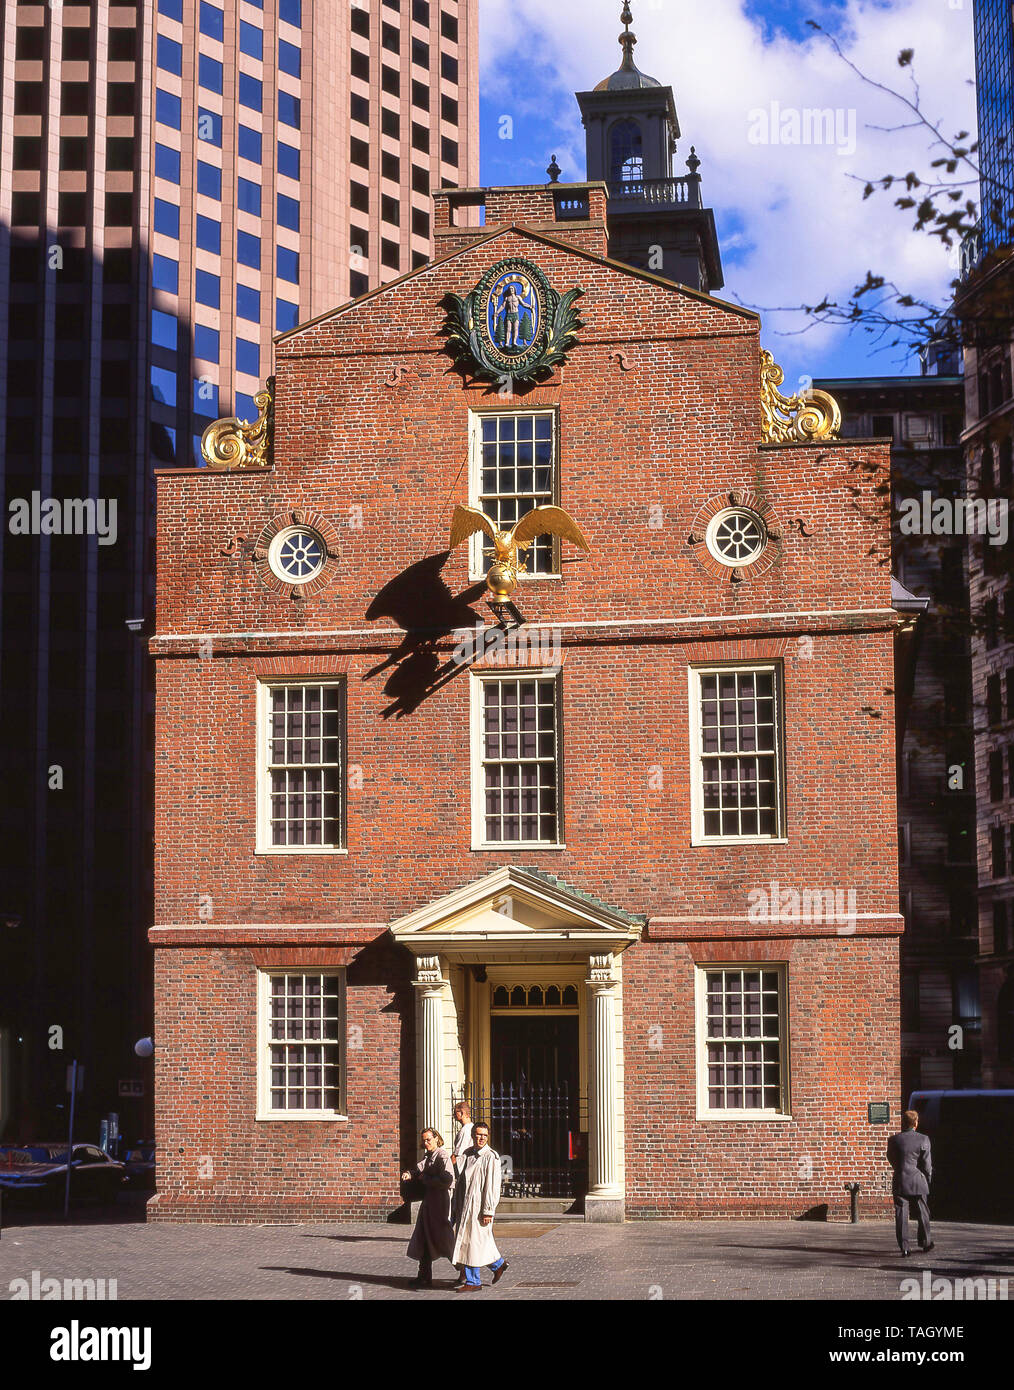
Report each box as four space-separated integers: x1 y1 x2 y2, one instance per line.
974 0 1014 250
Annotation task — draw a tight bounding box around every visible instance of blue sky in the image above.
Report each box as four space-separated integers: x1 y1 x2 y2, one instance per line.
476 0 976 385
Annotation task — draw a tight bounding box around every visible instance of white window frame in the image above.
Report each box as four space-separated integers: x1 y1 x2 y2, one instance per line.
470 669 565 851
256 969 347 1122
694 964 791 1121
466 407 561 582
688 662 787 846
255 678 348 855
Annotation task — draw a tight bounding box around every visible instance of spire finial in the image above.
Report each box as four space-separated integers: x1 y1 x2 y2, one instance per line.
547 154 561 184
618 1 636 69
686 146 701 175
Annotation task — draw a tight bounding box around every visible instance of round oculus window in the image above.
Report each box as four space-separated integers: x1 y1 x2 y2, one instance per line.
267 526 327 583
705 508 767 567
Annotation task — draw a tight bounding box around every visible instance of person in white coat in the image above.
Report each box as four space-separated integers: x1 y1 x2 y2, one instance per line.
452 1121 509 1291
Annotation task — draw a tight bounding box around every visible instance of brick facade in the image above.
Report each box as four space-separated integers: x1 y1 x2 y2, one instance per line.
149 191 901 1221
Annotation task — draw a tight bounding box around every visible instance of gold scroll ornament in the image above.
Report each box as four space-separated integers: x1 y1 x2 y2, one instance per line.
201 377 275 469
759 350 841 444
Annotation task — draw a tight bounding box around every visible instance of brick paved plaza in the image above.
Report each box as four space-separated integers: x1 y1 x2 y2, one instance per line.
1 1211 1011 1301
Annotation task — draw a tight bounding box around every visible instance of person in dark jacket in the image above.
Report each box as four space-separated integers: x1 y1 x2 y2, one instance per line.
887 1109 935 1256
402 1128 456 1289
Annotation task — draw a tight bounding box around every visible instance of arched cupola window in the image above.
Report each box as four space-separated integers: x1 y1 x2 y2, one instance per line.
609 119 643 183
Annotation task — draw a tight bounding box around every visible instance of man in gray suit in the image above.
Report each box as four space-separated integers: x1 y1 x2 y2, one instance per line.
887 1109 935 1256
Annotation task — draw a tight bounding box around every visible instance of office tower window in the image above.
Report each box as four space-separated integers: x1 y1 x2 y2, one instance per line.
236 391 259 421
351 228 369 258
278 193 300 230
381 195 399 225
157 35 183 76
14 136 43 170
199 55 224 95
64 31 92 64
154 198 180 239
237 286 261 323
59 133 87 168
441 11 458 41
238 177 261 215
993 824 1008 878
150 364 177 406
382 152 400 181
442 95 459 123
413 0 430 21
277 248 299 283
237 231 261 269
159 0 184 22
194 380 219 417
238 126 263 164
412 121 429 153
382 108 400 138
441 53 459 82
441 136 459 165
151 310 178 352
278 93 301 129
280 0 303 25
152 254 179 294
382 66 400 97
412 208 429 238
108 84 137 118
412 38 429 67
412 250 428 269
278 142 300 180
411 165 430 195
197 160 222 199
350 271 369 298
412 79 430 111
352 7 370 38
351 50 370 81
197 108 223 146
17 84 45 117
988 672 1003 725
155 143 181 183
194 325 220 363
382 22 400 52
279 39 301 77
236 339 259 377
196 215 221 254
351 93 369 124
991 749 1006 802
276 299 299 333
108 136 134 170
351 137 370 168
240 21 264 59
239 74 263 112
156 90 183 129
195 270 221 309
199 1 225 41
350 183 369 213
109 27 136 61
381 239 400 270
17 26 46 61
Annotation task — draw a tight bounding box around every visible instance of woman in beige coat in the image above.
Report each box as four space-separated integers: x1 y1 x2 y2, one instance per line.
403 1128 456 1289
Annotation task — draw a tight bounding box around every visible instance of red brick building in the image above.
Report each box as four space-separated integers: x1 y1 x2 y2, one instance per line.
148 176 902 1222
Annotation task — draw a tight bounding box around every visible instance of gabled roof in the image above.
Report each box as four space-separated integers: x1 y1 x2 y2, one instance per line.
274 219 758 348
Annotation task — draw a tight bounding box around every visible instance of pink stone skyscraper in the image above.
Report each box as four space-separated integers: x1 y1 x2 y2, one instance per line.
0 0 478 1140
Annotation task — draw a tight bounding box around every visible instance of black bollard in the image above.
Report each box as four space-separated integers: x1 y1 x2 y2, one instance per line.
844 1181 861 1223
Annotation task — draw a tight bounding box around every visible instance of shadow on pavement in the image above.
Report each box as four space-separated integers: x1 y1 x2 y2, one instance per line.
261 1265 430 1292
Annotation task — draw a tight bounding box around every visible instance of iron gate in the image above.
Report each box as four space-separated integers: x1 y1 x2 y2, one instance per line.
451 1083 587 1198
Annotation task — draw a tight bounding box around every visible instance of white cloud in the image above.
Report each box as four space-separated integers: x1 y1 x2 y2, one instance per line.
478 0 976 381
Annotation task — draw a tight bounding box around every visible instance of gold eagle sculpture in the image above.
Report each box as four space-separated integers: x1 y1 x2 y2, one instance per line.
449 504 590 600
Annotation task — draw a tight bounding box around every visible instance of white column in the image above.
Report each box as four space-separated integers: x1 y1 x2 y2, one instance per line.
414 955 447 1134
585 953 624 1221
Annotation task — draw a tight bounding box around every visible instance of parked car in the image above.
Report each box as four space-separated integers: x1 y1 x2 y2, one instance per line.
0 1143 127 1205
122 1142 155 1191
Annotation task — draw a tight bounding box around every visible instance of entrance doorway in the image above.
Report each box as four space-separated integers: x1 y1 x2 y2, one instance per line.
474 1014 585 1198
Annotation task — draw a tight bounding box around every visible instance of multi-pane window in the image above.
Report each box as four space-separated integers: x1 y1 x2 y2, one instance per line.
260 683 345 851
260 972 344 1117
471 412 556 579
700 968 786 1114
476 677 559 845
692 666 784 841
